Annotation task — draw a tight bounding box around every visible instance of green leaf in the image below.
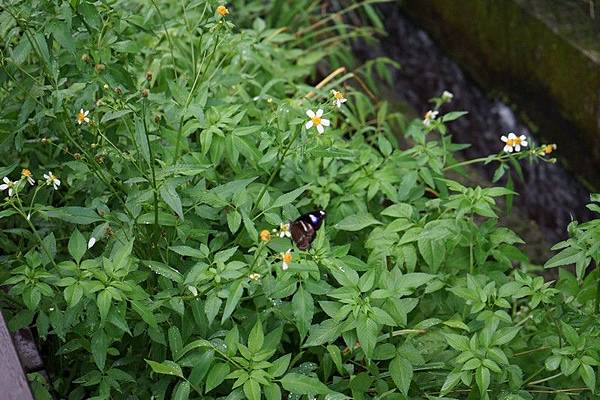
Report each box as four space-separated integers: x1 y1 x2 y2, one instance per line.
68 229 86 264
475 366 490 396
135 117 151 164
444 333 470 352
544 247 584 269
145 360 183 378
248 320 264 353
442 111 468 122
335 214 381 231
491 327 520 346
131 300 158 329
64 283 83 308
170 246 205 258
205 295 222 326
205 362 230 392
173 381 191 400
189 350 214 385
264 383 282 400
222 279 243 323
160 182 184 220
280 373 331 394
243 379 261 400
390 356 413 395
97 289 112 321
168 326 183 358
46 206 102 224
440 370 462 394
227 210 242 233
580 364 596 393
269 354 291 377
271 185 310 209
145 261 183 283
292 285 313 339
91 330 109 371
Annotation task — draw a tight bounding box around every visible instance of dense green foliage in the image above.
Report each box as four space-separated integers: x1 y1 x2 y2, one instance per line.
1 1 600 399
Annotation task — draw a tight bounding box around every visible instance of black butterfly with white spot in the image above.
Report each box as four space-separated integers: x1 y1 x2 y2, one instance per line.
290 210 326 250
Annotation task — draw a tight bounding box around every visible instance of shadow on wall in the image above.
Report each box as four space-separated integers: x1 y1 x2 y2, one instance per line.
352 4 592 245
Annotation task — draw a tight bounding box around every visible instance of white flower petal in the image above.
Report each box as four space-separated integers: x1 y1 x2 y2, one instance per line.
507 132 517 139
0 184 7 191
306 109 315 118
501 135 508 142
320 118 330 127
316 124 324 134
514 145 521 152
88 237 97 249
8 188 13 196
55 179 61 187
282 261 289 270
80 109 84 114
84 110 89 116
519 135 527 141
2 177 9 184
521 141 528 147
305 120 313 129
316 109 323 117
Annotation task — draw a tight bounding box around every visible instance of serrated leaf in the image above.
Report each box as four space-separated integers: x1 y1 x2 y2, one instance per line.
335 214 381 231
281 373 331 394
145 359 183 378
68 229 86 264
390 356 413 395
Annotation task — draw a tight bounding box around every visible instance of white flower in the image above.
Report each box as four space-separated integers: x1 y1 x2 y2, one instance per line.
305 109 330 134
281 249 292 270
501 133 528 153
279 222 291 238
0 177 15 196
331 90 347 108
77 109 90 125
248 273 261 281
21 169 35 185
423 110 439 126
88 237 97 249
441 90 454 101
43 171 61 190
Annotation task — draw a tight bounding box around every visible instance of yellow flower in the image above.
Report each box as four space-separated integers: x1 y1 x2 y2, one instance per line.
248 273 261 281
260 229 271 241
77 109 90 125
21 169 35 185
217 5 229 16
543 144 557 155
281 249 292 270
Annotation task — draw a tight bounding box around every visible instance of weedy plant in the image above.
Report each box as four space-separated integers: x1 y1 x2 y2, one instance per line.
0 0 599 399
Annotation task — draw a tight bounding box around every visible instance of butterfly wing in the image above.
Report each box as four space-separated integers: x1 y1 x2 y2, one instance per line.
290 219 315 250
290 210 326 250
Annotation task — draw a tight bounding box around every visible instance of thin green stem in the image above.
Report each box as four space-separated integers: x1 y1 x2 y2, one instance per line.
150 0 178 80
142 101 160 232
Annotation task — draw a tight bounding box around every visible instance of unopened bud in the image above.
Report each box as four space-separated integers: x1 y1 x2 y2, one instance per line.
95 64 105 73
146 71 153 81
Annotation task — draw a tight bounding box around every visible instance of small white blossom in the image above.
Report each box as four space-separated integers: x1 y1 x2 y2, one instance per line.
281 249 292 270
0 177 15 196
77 109 90 125
279 222 291 238
331 90 347 108
248 273 261 281
501 133 528 153
21 169 35 185
441 90 454 101
305 109 330 134
423 110 439 126
43 171 61 190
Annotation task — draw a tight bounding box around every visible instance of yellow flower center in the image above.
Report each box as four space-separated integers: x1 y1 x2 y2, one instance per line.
260 229 271 241
544 144 556 154
334 91 344 100
282 252 292 264
507 137 522 147
22 169 31 177
217 5 229 16
311 116 322 125
77 111 86 122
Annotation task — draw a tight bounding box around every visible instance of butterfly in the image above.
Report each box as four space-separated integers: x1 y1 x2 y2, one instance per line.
290 210 326 250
